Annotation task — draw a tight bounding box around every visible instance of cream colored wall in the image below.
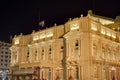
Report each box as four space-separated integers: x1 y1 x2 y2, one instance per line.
10 14 120 80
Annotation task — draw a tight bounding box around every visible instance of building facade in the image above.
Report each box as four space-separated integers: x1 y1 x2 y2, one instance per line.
0 41 11 79
10 10 120 80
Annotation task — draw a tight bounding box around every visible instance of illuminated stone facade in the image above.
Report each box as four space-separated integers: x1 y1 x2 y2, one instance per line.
10 10 120 80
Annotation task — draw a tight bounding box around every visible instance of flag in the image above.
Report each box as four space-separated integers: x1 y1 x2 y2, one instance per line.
39 20 45 27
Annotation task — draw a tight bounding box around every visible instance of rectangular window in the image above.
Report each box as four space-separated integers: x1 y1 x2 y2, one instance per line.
5 60 7 62
48 68 51 80
5 52 8 54
91 23 97 31
33 35 39 41
102 46 105 59
1 55 3 57
94 66 98 78
42 68 45 79
75 67 79 80
4 64 7 66
35 49 38 60
101 28 106 34
106 30 111 36
1 59 3 62
5 56 8 58
93 43 97 57
41 47 45 60
48 46 52 60
112 32 116 38
75 40 80 56
40 33 45 39
15 38 19 44
46 32 53 38
27 52 30 62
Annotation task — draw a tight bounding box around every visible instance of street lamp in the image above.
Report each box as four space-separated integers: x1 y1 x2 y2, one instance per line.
0 71 7 80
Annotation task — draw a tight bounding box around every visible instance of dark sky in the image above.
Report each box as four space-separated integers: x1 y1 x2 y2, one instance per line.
0 0 120 42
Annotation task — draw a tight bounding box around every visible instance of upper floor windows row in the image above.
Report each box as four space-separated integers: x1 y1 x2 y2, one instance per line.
33 31 53 41
101 28 116 38
91 22 117 39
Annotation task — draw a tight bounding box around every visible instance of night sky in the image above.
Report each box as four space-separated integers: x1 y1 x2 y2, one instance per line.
0 0 120 42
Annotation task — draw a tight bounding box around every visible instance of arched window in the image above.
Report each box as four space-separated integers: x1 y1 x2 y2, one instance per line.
93 43 97 57
75 40 80 56
35 48 38 60
41 47 44 60
48 45 52 60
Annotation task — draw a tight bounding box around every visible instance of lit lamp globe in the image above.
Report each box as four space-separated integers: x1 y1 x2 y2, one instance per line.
1 72 6 80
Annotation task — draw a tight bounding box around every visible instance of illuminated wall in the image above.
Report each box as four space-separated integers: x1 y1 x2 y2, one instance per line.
10 10 120 80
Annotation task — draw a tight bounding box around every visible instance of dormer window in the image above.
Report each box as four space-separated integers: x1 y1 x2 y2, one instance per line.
101 28 106 34
91 23 97 31
33 35 39 41
112 32 116 38
106 30 111 37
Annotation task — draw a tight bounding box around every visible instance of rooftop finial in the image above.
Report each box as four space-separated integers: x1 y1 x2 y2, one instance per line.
88 10 93 15
14 35 16 38
69 18 71 21
54 23 57 26
80 14 83 17
32 30 35 33
20 33 23 36
115 16 120 22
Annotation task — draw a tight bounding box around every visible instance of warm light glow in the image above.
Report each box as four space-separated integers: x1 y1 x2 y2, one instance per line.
111 67 116 70
70 22 79 30
99 19 114 25
33 35 39 41
112 33 116 38
91 23 97 31
33 31 53 40
40 33 46 39
89 16 114 25
15 38 19 44
101 28 106 34
106 30 111 36
46 32 53 37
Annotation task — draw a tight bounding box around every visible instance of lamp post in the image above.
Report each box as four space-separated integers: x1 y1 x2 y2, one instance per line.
0 71 7 80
